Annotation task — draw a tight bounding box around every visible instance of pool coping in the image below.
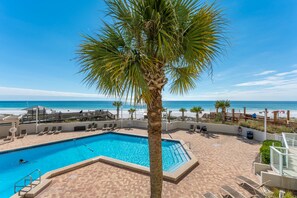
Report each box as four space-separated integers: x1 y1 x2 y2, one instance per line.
9 131 198 198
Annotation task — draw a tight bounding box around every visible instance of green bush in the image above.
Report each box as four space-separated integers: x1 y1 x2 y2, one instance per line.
260 140 282 164
268 189 296 198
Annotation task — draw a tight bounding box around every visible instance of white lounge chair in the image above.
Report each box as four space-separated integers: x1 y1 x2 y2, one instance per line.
4 132 13 141
48 126 56 135
189 124 195 132
38 127 49 135
17 129 27 139
86 124 92 131
54 126 62 134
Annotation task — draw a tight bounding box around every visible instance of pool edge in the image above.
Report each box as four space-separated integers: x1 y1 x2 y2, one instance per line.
9 131 198 198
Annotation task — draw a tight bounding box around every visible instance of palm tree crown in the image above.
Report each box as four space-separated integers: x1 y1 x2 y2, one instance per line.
190 106 204 122
179 108 187 121
215 100 230 123
78 0 227 196
113 101 123 119
128 108 136 120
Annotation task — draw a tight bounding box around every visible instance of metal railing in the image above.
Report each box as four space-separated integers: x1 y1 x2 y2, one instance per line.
270 146 297 177
14 169 41 195
282 133 297 148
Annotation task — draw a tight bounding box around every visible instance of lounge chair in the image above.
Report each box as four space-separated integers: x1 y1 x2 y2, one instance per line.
4 132 13 141
38 127 49 135
196 125 201 132
221 185 246 198
112 123 117 130
203 192 217 198
189 124 195 132
201 126 208 134
86 124 92 131
47 126 56 135
54 126 62 134
236 176 266 198
108 123 113 130
102 124 108 131
17 129 27 139
91 124 97 131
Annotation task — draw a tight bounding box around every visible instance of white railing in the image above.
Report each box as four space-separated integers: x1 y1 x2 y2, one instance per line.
282 133 297 148
270 146 297 177
270 146 287 174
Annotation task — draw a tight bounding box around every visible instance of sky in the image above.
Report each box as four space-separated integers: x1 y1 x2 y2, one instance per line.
0 0 297 101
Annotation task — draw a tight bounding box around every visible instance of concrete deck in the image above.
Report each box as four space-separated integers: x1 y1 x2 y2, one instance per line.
0 128 261 197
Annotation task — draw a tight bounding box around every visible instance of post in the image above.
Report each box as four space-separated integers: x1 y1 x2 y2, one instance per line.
36 107 39 133
264 108 267 140
121 107 123 128
244 107 246 121
232 109 235 123
273 111 278 123
279 153 283 175
287 110 290 123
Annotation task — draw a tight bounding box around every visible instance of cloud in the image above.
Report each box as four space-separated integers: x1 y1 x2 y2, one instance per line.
275 69 297 77
0 87 105 99
254 70 276 76
235 69 297 87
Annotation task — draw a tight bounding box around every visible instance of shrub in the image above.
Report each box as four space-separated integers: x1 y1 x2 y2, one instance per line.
260 140 282 164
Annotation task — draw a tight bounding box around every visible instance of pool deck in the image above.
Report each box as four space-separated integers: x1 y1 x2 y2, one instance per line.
0 128 261 197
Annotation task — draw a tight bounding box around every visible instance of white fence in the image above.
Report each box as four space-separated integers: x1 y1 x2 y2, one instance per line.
0 120 282 142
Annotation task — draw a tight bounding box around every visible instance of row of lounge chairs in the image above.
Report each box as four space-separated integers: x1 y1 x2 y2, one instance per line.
203 176 266 198
189 124 207 133
4 129 28 141
38 126 62 135
86 123 118 131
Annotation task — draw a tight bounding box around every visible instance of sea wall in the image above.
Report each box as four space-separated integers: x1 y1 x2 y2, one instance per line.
0 120 281 142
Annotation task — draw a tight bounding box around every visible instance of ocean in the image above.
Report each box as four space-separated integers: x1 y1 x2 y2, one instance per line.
0 101 296 118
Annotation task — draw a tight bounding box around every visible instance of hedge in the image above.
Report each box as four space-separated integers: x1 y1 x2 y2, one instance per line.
260 140 282 164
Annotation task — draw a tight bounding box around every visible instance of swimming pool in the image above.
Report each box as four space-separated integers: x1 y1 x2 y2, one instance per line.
0 132 190 197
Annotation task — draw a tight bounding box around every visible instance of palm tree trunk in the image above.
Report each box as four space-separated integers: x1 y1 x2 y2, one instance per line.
222 109 225 124
147 90 163 198
117 107 119 119
196 113 198 122
182 111 184 121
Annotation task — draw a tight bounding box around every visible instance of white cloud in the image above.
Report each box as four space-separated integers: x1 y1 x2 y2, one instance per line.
254 70 276 76
275 69 297 77
0 87 105 99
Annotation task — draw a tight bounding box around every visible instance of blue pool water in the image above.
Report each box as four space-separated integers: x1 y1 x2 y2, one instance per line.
0 133 190 197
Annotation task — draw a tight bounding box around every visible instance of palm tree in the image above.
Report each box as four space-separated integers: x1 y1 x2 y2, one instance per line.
215 100 230 123
113 101 123 119
190 107 204 122
78 0 226 196
179 108 187 121
128 108 136 120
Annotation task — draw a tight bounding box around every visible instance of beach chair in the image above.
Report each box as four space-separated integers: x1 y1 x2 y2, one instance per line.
108 123 113 130
203 192 217 198
38 127 49 135
236 176 266 198
112 123 118 130
54 126 62 134
47 126 56 135
221 185 246 198
196 125 201 132
91 123 97 131
189 124 195 132
4 131 13 141
102 123 108 131
86 124 92 131
17 129 27 139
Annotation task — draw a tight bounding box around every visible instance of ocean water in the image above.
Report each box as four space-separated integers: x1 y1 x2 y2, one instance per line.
0 101 296 117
